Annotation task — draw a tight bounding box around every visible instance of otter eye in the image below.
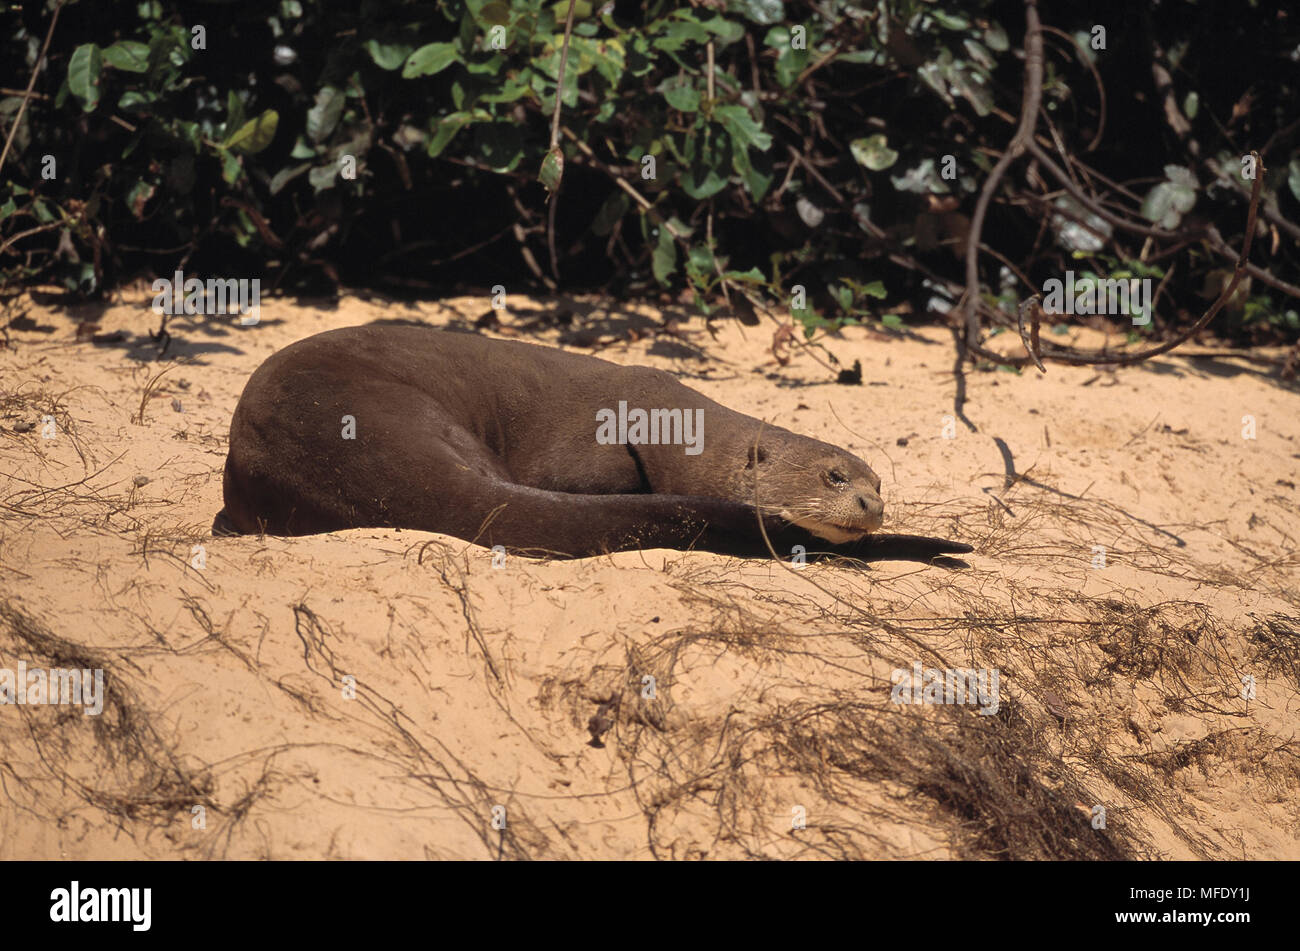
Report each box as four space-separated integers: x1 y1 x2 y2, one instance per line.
826 469 849 487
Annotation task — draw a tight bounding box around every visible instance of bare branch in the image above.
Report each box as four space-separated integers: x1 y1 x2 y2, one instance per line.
963 0 1043 350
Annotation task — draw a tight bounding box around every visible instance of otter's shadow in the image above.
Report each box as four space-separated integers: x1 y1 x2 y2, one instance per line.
804 533 974 568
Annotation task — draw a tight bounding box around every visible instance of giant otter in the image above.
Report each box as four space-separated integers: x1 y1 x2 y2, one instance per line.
216 325 970 562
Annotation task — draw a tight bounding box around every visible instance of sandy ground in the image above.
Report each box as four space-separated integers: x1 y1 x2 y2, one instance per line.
1 288 1297 860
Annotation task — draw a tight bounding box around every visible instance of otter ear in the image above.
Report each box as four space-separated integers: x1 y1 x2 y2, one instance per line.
745 444 769 469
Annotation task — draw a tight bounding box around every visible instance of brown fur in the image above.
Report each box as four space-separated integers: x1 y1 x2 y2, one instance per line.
216 325 969 561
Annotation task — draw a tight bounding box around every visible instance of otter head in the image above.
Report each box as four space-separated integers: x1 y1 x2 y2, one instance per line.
744 441 884 543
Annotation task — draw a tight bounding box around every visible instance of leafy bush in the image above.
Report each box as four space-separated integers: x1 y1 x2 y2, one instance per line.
2 0 1297 344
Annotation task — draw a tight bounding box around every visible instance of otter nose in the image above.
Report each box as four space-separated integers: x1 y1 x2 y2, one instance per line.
856 494 884 526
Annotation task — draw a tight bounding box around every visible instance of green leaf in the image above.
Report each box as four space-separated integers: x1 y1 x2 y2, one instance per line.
63 260 97 294
269 162 311 195
427 111 487 157
591 191 630 236
1288 158 1300 203
533 60 579 109
659 75 699 112
651 221 676 285
714 104 771 151
917 61 951 106
481 73 533 103
732 0 785 26
682 163 727 199
476 0 513 25
763 26 810 86
403 42 460 78
686 245 717 281
652 20 712 52
850 135 898 171
366 39 413 71
226 90 244 135
833 284 854 313
538 146 564 192
0 100 27 157
774 44 810 88
962 39 995 70
309 164 337 191
220 149 242 184
929 10 970 29
701 16 745 44
1141 168 1197 229
121 128 143 157
306 86 344 144
465 54 506 75
947 61 993 116
984 23 1010 52
175 119 201 151
891 158 946 194
126 180 156 218
102 41 150 72
583 37 626 86
731 144 773 201
836 49 884 66
880 314 904 328
1163 164 1197 188
1072 30 1098 65
1140 181 1195 229
67 44 103 112
224 110 279 154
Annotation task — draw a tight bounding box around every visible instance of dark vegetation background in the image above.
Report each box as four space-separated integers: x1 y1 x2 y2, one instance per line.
2 0 1298 346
